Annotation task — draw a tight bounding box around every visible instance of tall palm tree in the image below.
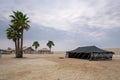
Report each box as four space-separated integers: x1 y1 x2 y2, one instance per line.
10 11 30 58
6 25 21 57
47 40 55 52
32 41 40 51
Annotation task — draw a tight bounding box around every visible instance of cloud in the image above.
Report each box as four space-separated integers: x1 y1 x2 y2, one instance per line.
27 0 96 31
1 0 120 31
24 23 67 41
0 0 120 50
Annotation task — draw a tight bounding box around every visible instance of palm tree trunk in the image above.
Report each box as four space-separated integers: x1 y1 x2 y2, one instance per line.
14 39 18 57
50 48 51 52
16 38 22 58
16 29 23 58
20 29 23 58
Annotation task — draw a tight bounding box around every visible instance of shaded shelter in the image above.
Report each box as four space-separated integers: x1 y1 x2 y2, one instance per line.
38 48 51 54
66 46 114 60
23 47 34 54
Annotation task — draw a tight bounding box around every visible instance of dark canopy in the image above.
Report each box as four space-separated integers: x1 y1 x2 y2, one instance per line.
67 46 113 53
66 46 114 60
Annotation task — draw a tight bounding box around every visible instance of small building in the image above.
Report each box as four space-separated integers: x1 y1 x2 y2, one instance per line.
23 47 34 54
0 49 6 54
11 50 15 54
0 49 5 57
38 48 51 54
0 49 10 56
66 46 114 60
0 49 9 54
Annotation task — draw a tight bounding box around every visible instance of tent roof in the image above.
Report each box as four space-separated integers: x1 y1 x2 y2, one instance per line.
67 46 114 53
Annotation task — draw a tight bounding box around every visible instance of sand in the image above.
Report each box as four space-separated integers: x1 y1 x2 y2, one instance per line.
0 52 120 80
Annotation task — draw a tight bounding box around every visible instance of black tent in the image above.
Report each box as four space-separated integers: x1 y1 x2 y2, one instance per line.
66 46 114 60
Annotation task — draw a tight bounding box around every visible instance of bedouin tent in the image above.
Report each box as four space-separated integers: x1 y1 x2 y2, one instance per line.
66 46 114 60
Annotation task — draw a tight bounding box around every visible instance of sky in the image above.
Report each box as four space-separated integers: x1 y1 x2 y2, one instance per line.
0 0 120 51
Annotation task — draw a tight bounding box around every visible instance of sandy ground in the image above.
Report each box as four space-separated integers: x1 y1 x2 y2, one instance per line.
0 52 120 80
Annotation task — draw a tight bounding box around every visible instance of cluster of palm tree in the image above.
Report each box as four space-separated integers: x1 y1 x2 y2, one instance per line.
32 40 55 52
6 11 30 58
6 11 55 58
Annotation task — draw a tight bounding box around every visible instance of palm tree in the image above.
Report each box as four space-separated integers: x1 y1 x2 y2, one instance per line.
32 41 40 51
10 11 30 58
6 25 21 57
46 40 55 52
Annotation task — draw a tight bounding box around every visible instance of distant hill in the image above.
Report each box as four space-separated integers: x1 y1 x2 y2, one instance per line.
104 48 120 55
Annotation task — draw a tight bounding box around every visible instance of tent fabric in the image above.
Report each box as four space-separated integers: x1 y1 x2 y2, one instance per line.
67 46 113 53
66 46 114 60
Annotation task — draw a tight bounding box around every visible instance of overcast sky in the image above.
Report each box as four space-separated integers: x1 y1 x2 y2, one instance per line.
0 0 120 51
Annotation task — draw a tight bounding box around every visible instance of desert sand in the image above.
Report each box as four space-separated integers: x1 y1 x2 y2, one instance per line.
0 52 120 80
